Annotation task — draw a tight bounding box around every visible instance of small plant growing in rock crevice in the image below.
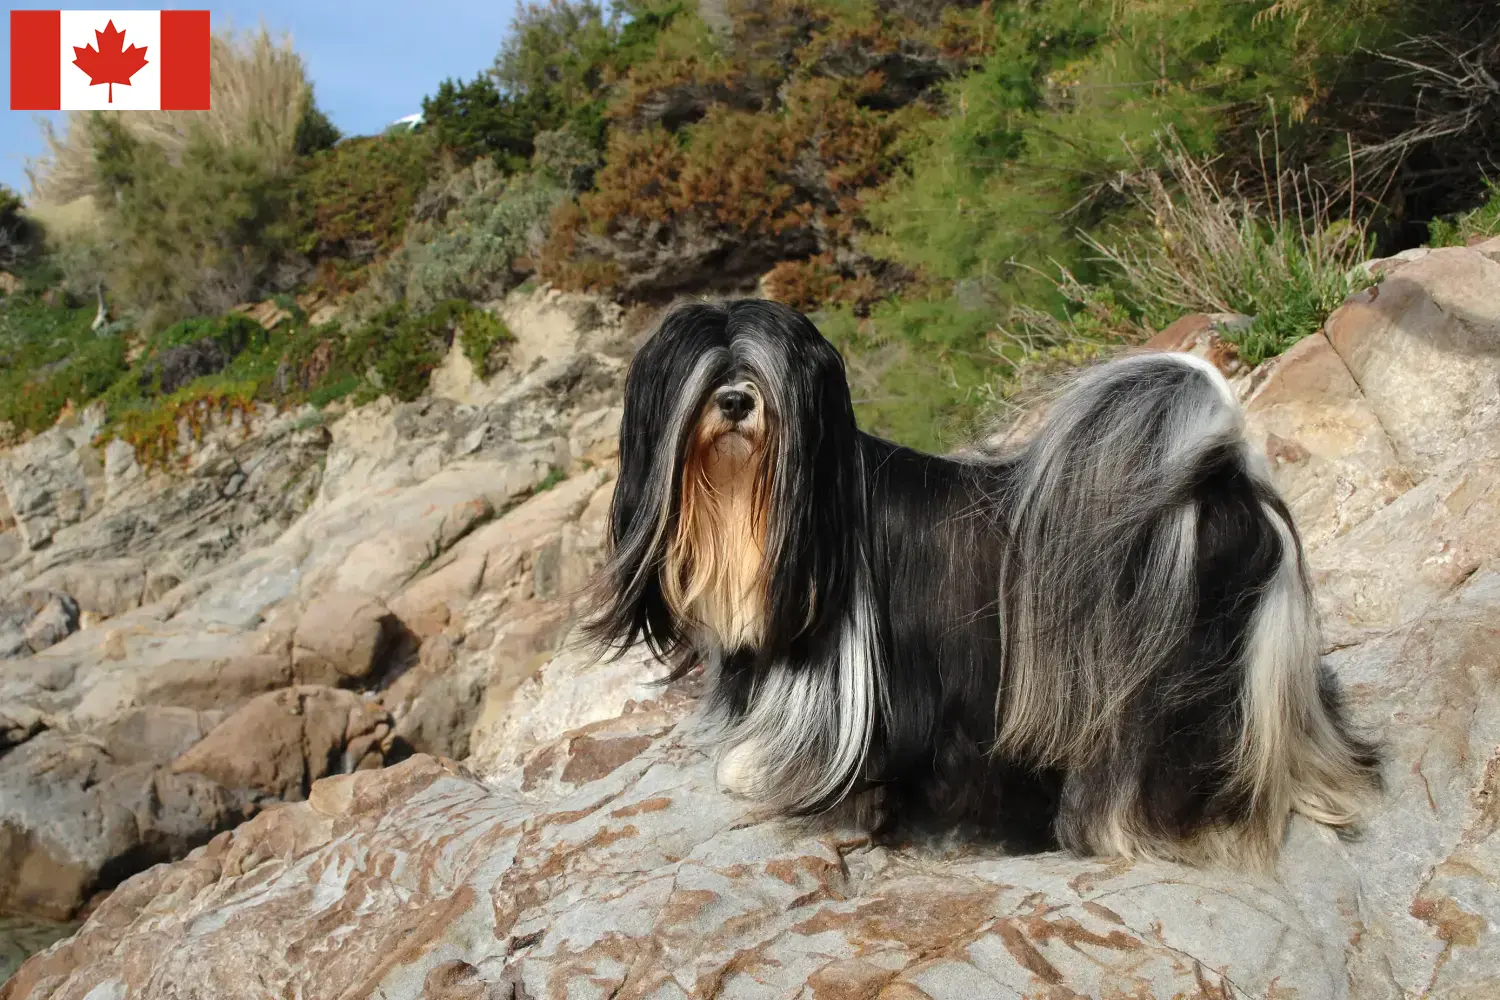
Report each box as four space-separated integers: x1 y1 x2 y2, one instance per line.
459 309 514 379
1428 179 1500 247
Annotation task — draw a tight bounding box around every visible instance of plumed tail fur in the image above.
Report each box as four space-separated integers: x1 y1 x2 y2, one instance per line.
996 352 1381 866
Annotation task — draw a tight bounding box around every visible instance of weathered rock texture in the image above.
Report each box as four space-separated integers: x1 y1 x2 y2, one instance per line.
0 287 644 952
7 247 1500 998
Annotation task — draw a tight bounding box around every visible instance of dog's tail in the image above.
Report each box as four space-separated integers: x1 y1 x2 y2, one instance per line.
995 351 1380 861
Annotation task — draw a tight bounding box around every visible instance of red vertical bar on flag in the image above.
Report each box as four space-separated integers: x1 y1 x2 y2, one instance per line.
160 10 211 110
10 10 63 111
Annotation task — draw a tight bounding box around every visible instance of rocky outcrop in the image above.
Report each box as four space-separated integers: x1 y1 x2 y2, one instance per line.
0 414 101 552
0 287 647 955
8 246 1500 997
0 690 396 925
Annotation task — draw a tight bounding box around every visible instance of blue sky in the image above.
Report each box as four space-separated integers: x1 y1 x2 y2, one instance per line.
1 1 519 194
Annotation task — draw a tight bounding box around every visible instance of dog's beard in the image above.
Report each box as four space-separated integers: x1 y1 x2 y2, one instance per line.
664 407 773 651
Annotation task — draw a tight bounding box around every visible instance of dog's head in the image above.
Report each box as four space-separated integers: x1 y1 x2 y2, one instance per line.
585 299 865 667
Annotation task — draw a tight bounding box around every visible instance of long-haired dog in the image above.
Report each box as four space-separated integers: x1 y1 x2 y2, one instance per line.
586 298 1381 867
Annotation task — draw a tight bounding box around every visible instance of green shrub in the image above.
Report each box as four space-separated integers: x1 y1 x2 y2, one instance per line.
421 1 682 170
422 74 548 172
107 378 262 470
290 130 441 288
815 293 1002 453
1429 180 1500 247
0 292 126 438
345 300 500 401
458 308 515 379
292 98 341 156
1077 137 1373 366
359 161 563 314
0 184 37 270
85 115 298 328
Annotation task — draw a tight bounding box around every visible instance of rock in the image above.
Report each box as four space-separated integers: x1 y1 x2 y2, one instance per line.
382 634 482 761
14 564 1499 1000
101 439 142 505
0 689 395 925
567 405 621 471
171 686 394 802
0 706 230 921
0 704 46 752
0 592 80 660
233 299 292 331
16 261 1500 998
1143 311 1253 378
21 594 78 654
1 918 74 986
291 592 397 686
21 560 146 619
1242 332 1414 549
1324 245 1500 478
0 289 630 946
0 421 101 551
467 626 667 776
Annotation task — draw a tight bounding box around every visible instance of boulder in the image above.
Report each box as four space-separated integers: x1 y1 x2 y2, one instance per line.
171 686 394 802
0 592 80 660
1242 332 1414 550
567 405 622 471
0 688 396 926
0 706 230 922
291 592 397 686
1324 246 1500 478
0 286 631 946
21 594 79 654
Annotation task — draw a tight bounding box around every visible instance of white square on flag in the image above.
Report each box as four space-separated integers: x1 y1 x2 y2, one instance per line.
60 10 160 111
10 9 210 111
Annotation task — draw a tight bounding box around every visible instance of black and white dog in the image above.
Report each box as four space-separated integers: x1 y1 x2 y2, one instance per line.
586 298 1380 867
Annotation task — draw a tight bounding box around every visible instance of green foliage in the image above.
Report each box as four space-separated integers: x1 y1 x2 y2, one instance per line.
151 312 267 355
0 184 36 270
533 466 568 493
96 302 501 467
820 0 1418 444
1074 138 1375 366
345 300 496 402
293 97 342 155
422 0 684 171
1429 180 1500 247
816 294 1001 452
363 160 564 313
0 292 126 438
422 74 547 172
107 379 262 470
290 130 440 288
87 114 298 328
459 308 515 379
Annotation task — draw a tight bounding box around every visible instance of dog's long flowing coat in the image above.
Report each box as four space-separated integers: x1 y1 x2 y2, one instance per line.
587 299 1380 866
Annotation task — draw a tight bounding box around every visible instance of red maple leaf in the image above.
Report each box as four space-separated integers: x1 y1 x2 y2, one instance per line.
72 20 150 104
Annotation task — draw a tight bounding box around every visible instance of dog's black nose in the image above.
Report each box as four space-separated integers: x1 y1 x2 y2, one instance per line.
716 388 755 423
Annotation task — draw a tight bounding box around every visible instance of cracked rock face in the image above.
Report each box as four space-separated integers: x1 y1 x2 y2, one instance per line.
0 287 639 962
7 248 1500 997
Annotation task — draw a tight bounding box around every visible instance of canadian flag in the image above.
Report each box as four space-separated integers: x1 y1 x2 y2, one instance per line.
10 9 210 110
